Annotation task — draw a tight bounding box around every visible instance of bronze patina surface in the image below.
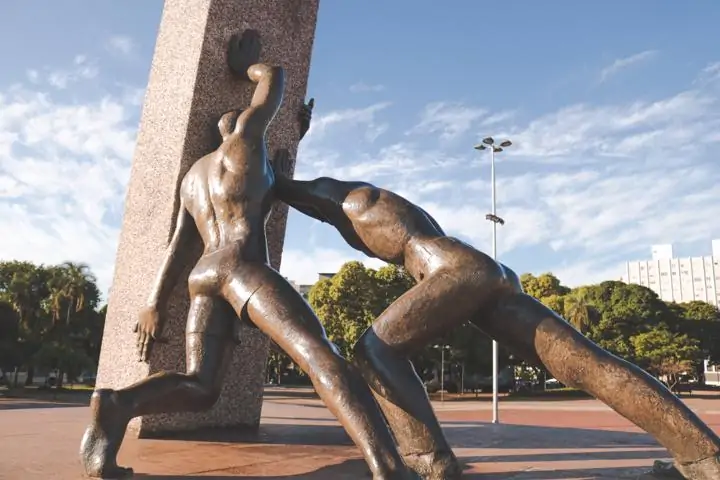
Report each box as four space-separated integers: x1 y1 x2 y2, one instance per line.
272 159 720 480
79 31 414 480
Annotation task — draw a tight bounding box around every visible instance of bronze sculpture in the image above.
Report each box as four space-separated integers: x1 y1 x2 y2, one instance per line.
79 30 415 480
272 160 720 480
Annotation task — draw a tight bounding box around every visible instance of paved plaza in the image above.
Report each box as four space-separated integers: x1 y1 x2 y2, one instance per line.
1 388 719 479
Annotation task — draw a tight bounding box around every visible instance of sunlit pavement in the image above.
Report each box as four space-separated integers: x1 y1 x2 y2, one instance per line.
1 387 719 479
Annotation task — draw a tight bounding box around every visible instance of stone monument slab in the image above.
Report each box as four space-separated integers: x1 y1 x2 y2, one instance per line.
96 0 319 436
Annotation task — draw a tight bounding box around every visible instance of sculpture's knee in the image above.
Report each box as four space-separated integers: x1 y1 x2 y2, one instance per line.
185 372 221 411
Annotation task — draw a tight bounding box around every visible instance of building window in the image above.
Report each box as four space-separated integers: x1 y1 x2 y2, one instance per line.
660 272 668 277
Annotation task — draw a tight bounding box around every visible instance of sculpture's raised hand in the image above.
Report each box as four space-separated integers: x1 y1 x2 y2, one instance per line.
299 97 314 140
227 29 261 79
272 148 293 178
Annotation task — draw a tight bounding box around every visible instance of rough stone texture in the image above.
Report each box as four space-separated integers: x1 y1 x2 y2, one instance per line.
95 0 319 436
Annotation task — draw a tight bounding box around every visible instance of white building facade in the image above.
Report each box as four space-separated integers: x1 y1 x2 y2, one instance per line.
621 240 720 307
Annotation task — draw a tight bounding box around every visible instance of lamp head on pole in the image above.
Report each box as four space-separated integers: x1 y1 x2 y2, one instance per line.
493 147 503 153
474 144 487 150
482 137 494 145
499 140 512 148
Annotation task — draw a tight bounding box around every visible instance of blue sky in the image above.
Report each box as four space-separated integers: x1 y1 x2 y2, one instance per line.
1 1 720 297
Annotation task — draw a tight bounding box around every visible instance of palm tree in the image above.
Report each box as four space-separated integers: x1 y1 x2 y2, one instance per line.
48 262 96 326
564 292 595 335
45 262 97 387
0 261 52 385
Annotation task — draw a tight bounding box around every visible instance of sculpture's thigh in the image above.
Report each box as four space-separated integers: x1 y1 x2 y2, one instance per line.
221 262 331 371
185 294 235 386
369 269 486 356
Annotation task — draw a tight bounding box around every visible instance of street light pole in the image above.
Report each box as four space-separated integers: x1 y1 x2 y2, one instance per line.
433 344 451 403
474 136 512 425
440 347 445 403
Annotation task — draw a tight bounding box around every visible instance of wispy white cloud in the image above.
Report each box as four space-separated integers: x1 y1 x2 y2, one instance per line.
287 62 720 288
304 102 391 142
509 89 718 160
349 82 385 93
106 35 135 56
0 61 138 297
600 50 658 82
45 55 99 90
5 51 720 297
695 61 720 85
408 101 487 140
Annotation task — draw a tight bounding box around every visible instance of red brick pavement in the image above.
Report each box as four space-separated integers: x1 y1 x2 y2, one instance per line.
1 390 719 479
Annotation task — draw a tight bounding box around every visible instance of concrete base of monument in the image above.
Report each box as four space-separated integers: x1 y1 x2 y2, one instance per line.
2 387 720 479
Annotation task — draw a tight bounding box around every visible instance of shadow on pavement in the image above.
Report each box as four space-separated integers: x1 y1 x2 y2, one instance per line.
130 458 655 479
466 466 651 479
0 400 87 410
140 419 666 461
134 459 370 479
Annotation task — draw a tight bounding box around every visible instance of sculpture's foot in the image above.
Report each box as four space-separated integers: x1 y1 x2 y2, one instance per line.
79 389 134 479
646 454 720 480
402 451 462 480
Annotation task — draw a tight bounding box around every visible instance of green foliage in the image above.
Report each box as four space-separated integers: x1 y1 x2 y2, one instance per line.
520 273 570 300
631 326 701 376
0 260 106 387
308 262 415 359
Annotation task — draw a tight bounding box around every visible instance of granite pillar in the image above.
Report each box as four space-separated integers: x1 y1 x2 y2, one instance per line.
96 0 319 436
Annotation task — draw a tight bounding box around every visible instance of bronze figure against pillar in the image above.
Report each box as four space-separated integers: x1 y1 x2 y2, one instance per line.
79 30 415 480
272 157 720 480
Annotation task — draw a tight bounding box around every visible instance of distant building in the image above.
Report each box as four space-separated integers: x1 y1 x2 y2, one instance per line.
288 273 336 301
621 240 720 307
704 360 720 386
621 241 720 385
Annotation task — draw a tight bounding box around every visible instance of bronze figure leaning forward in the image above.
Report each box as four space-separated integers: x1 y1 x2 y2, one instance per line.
272 158 720 480
79 30 415 480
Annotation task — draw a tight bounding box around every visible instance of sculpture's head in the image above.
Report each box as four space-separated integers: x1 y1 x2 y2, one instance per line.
218 109 243 141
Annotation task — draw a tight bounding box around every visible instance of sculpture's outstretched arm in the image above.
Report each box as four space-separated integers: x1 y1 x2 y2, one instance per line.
271 149 334 223
146 200 194 308
275 175 332 224
227 29 285 137
239 63 285 137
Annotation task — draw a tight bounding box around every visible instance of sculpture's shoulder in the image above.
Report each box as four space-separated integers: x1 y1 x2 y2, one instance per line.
180 154 215 200
343 182 382 213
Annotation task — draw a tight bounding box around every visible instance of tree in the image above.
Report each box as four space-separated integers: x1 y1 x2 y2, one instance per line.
520 273 570 300
581 282 671 362
308 261 383 358
668 301 720 382
631 326 701 389
0 260 105 388
563 291 598 335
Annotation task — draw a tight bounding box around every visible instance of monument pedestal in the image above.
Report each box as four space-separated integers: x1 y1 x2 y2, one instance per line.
96 0 319 436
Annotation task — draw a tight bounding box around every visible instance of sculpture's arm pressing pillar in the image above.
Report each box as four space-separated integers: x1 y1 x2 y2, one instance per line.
238 64 285 137
146 201 194 308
